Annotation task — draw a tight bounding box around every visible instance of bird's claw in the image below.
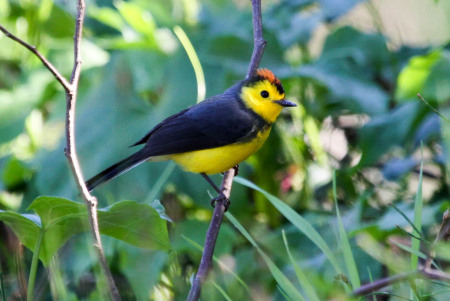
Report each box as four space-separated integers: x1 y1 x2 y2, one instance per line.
233 165 239 177
210 193 231 211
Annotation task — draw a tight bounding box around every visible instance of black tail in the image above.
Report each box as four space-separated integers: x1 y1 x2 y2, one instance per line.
85 151 149 191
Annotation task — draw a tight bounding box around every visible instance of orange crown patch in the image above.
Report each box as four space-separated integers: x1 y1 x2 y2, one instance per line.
257 68 280 85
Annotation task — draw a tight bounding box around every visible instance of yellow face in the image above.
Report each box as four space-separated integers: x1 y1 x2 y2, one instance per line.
240 79 286 123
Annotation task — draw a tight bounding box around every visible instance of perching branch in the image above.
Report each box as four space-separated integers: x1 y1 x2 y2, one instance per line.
187 168 236 301
187 1 265 300
0 1 120 300
246 0 266 79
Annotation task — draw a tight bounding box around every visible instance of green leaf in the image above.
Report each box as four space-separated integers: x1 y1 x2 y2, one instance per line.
98 201 170 251
1 197 170 266
423 50 450 102
266 8 321 47
41 4 74 38
0 197 88 266
298 59 389 115
0 71 51 144
119 246 168 300
235 177 342 274
1 156 32 189
396 49 441 100
115 1 157 44
88 6 125 32
297 27 390 115
435 242 450 261
357 102 421 167
356 234 409 273
28 196 89 266
0 210 41 255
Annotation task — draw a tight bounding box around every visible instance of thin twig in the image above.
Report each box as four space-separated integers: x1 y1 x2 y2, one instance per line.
0 25 70 91
63 1 120 300
246 0 266 79
1 1 120 299
417 93 450 123
352 271 416 296
352 268 450 297
187 0 265 299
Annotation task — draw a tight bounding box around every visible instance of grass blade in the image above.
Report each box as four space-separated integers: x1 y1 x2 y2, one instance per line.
367 268 376 301
417 94 450 123
389 203 424 238
282 230 320 301
145 161 176 204
211 281 233 301
393 241 435 265
173 26 205 103
411 144 424 271
181 235 251 295
235 176 342 274
333 170 361 288
410 143 424 300
226 213 306 301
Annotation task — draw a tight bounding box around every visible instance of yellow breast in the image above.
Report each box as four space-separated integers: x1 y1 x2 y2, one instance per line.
170 128 271 174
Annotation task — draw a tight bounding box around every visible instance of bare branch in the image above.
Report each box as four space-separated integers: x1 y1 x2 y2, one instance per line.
0 25 71 91
352 268 450 297
246 0 266 79
187 0 266 299
63 0 121 299
353 209 450 297
352 271 416 296
1 1 120 299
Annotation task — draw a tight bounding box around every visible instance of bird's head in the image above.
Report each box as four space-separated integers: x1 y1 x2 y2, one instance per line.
241 68 296 123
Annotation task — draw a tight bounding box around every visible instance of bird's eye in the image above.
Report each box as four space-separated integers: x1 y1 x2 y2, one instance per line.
260 90 269 98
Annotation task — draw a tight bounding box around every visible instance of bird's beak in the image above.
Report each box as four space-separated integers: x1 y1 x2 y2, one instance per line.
274 99 297 107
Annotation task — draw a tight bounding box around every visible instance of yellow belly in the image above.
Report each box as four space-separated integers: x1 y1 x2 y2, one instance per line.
170 129 271 174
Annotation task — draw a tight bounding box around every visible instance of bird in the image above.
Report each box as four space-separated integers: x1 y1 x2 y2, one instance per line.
85 68 296 208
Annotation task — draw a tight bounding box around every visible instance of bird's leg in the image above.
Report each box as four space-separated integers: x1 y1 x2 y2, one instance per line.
200 173 231 210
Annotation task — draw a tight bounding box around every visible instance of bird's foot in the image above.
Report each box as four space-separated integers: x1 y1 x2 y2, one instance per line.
233 165 239 177
210 192 231 212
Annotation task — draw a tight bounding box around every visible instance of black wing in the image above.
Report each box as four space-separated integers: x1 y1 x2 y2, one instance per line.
85 83 268 191
135 84 267 157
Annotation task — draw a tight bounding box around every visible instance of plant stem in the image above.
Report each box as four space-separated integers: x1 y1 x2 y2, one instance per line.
187 1 266 299
27 230 45 301
63 1 120 299
0 25 70 90
246 0 266 79
0 1 120 299
187 169 235 301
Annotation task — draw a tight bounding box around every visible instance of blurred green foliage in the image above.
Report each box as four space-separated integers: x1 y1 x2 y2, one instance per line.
1 0 450 300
